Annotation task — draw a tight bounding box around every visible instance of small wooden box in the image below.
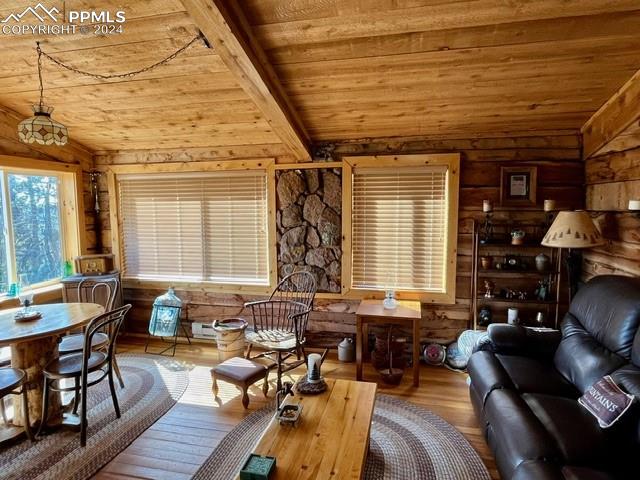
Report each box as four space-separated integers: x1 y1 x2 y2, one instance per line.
239 454 276 480
74 254 115 275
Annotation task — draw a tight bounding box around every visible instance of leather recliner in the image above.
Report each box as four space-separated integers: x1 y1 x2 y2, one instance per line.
467 275 640 480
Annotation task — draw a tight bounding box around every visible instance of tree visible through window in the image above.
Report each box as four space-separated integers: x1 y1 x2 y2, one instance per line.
0 173 63 293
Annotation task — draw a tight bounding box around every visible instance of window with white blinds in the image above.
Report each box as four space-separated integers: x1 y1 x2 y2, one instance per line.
351 166 448 292
118 171 269 285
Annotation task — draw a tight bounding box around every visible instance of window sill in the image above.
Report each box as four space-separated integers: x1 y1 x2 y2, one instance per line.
122 278 273 296
0 283 63 310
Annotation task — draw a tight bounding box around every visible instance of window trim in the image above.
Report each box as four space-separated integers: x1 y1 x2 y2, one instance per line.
343 154 460 304
0 155 85 291
106 158 277 295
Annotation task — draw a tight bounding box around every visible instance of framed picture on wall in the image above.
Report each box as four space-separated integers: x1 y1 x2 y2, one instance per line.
500 166 537 207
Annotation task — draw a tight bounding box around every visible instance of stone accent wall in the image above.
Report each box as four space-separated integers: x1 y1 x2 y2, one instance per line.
276 168 342 293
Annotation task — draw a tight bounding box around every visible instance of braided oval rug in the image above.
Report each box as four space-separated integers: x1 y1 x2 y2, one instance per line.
0 354 189 480
193 393 490 480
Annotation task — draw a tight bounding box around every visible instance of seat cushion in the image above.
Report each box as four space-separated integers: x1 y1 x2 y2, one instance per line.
59 332 109 354
246 329 297 350
497 354 579 398
484 389 559 479
512 460 564 480
512 461 615 480
212 357 268 382
522 393 611 468
44 351 107 377
561 466 616 480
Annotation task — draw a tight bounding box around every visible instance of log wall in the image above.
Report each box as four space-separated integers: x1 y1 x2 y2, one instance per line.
583 146 640 280
95 135 583 345
582 71 640 281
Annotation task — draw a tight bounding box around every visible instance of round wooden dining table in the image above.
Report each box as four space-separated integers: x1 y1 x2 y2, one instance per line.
0 303 104 429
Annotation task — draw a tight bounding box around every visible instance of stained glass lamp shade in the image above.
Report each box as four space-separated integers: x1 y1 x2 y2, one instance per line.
18 104 68 146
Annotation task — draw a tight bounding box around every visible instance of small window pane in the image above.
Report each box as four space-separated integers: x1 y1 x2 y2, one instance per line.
9 174 62 285
0 199 8 294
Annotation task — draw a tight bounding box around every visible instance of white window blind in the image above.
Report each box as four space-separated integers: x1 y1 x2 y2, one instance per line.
351 166 448 292
119 171 268 285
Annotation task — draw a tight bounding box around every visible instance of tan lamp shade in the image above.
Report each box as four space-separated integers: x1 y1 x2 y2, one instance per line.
541 211 605 248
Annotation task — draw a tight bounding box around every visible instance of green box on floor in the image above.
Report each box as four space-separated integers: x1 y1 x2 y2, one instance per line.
239 454 276 480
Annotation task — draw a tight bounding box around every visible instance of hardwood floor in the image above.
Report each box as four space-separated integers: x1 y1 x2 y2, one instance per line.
94 336 498 480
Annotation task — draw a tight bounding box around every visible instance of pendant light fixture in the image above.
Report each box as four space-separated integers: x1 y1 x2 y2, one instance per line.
17 34 204 147
18 42 68 146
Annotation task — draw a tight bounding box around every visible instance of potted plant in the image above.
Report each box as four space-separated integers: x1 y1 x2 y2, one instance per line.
510 229 526 245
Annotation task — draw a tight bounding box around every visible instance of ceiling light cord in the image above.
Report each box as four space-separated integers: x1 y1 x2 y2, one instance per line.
36 42 44 109
37 34 205 81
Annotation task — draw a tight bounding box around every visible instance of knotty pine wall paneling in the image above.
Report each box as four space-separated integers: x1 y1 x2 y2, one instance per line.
584 148 640 279
95 135 583 345
581 70 640 281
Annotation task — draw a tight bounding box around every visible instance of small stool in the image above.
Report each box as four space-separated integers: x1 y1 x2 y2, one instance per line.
211 357 272 408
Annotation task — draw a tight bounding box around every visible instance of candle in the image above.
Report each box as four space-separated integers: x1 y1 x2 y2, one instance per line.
629 200 640 211
544 199 556 212
307 353 322 383
482 199 493 213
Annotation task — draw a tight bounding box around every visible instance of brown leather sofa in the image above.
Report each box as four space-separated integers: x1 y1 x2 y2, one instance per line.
468 275 640 480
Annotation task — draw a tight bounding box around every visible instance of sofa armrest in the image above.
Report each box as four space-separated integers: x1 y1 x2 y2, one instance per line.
475 324 562 360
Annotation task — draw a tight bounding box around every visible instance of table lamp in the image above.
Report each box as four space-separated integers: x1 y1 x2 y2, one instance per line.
541 211 605 299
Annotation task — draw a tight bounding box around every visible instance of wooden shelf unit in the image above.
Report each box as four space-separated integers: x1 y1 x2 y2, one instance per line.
471 221 562 330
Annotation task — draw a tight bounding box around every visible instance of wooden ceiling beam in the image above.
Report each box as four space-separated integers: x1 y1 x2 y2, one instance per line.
180 0 311 161
582 69 640 159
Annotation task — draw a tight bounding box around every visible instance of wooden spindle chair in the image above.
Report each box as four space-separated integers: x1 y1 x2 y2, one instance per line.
244 271 317 391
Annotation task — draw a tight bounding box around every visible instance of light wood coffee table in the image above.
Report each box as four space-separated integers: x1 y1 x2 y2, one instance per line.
240 378 377 480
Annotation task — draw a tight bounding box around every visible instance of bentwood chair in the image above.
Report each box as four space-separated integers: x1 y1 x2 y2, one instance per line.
0 367 33 441
244 271 317 391
59 278 125 388
37 304 131 447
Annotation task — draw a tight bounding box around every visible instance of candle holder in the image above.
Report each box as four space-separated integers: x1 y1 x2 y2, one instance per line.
480 199 494 244
480 212 493 244
544 199 557 229
629 200 640 219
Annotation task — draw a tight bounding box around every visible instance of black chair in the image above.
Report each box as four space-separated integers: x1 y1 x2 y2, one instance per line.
59 278 125 388
37 304 131 446
244 272 317 391
0 367 33 442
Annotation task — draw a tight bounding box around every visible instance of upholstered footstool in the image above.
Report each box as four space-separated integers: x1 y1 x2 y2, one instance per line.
211 357 272 408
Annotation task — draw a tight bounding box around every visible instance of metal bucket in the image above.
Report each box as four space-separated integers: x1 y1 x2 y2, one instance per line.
212 318 248 361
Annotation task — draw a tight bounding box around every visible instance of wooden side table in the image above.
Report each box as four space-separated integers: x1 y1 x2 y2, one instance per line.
355 299 422 387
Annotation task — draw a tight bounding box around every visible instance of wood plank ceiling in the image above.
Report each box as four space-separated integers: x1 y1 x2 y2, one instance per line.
0 0 285 152
0 1 639 154
244 0 640 141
